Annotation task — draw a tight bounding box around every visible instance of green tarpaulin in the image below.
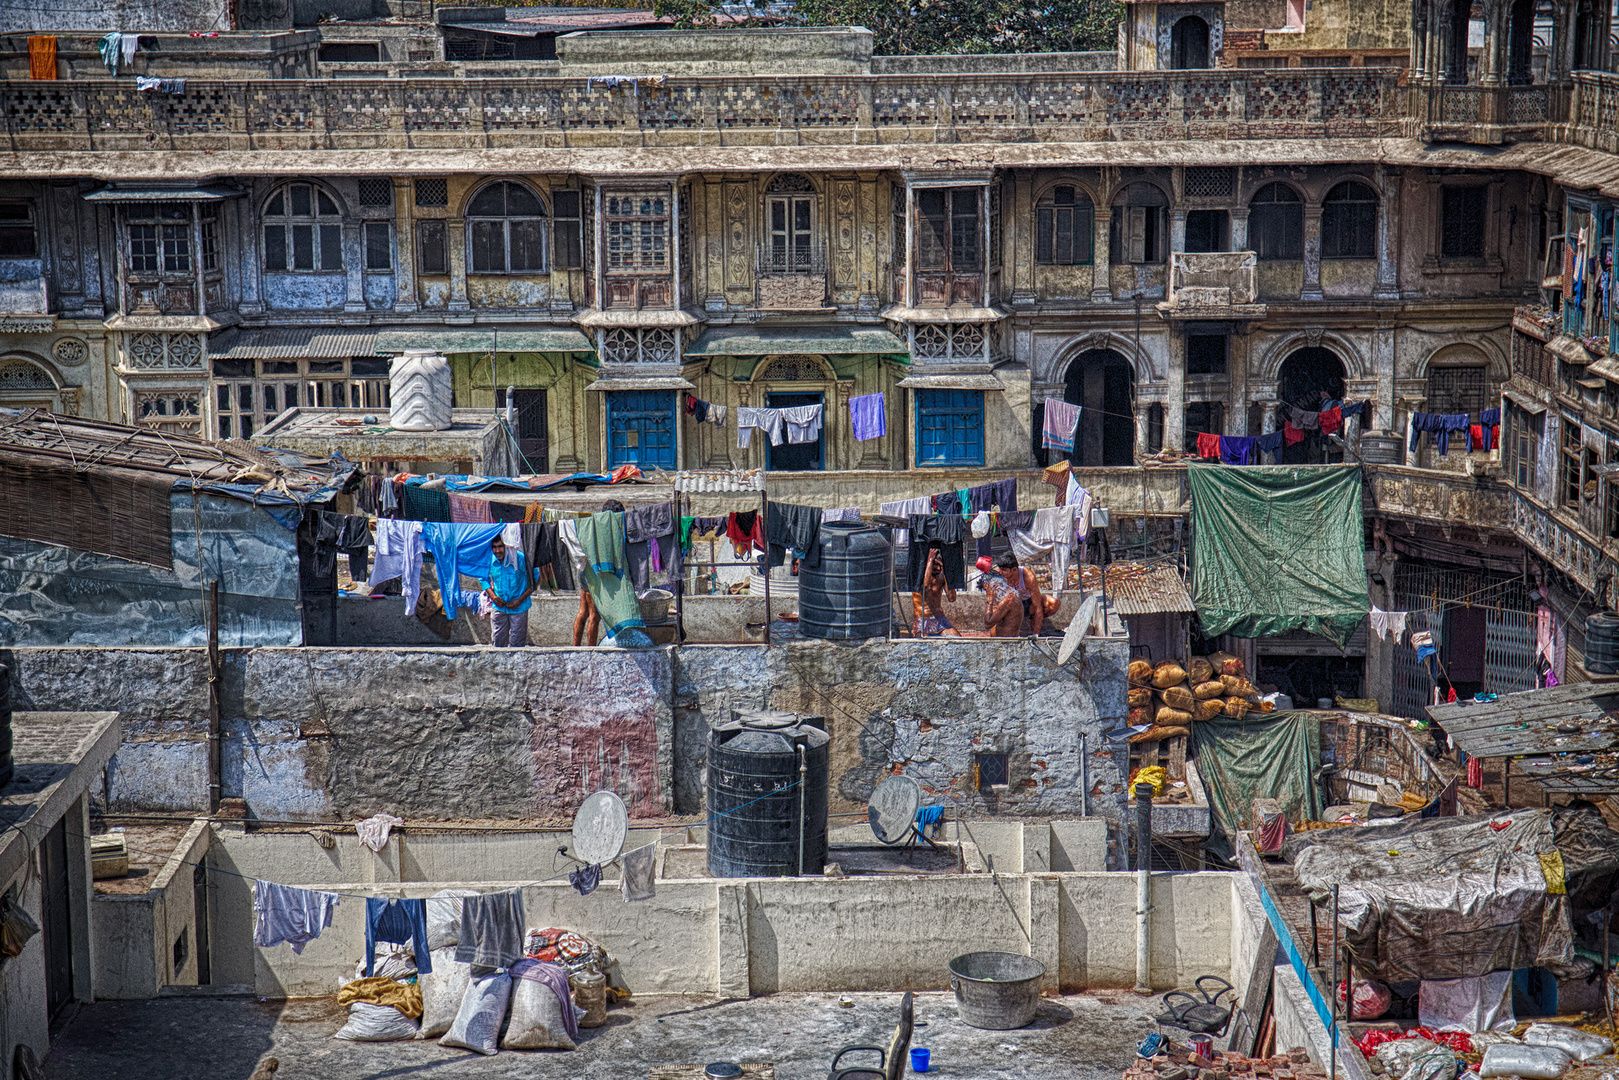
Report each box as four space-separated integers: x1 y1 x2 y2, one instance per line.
1194 711 1323 862
1188 464 1368 647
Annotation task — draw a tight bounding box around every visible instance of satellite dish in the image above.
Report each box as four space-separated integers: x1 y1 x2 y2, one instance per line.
1058 593 1101 665
868 775 922 845
572 791 628 866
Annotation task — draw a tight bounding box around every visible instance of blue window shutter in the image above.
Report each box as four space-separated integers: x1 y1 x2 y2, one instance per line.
607 390 677 470
915 389 984 467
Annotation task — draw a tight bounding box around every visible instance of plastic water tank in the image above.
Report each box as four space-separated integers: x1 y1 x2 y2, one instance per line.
706 711 828 878
798 521 892 640
1585 613 1619 674
389 351 452 431
1359 433 1404 465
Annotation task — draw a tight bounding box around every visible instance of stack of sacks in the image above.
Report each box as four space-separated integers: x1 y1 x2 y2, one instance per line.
1126 652 1275 743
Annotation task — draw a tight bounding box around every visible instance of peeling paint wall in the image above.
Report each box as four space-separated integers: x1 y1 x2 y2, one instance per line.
5 639 1130 836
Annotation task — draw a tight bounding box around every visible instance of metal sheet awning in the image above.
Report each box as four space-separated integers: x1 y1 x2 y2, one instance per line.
895 373 1003 390
684 325 907 358
1589 358 1619 383
373 329 595 355
1548 334 1594 365
1426 683 1619 759
1502 389 1547 415
1106 564 1195 616
209 327 379 359
83 185 242 202
440 21 546 36
584 376 695 392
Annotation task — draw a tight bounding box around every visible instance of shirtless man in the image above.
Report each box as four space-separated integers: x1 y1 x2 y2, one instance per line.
911 546 958 637
983 550 1059 636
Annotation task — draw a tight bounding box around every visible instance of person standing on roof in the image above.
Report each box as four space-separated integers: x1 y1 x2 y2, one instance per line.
482 534 532 647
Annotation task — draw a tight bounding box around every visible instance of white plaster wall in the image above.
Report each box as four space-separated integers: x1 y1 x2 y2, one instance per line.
0 868 49 1080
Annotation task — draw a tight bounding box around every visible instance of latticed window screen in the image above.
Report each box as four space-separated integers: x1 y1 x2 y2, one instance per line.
413 178 448 208
1185 167 1236 200
1426 365 1489 416
358 178 393 207
1441 187 1488 258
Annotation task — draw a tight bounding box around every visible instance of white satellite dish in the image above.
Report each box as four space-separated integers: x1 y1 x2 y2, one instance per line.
868 775 922 845
572 791 629 866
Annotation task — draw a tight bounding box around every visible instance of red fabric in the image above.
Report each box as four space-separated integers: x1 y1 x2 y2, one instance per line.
726 510 764 553
685 393 697 415
1196 432 1221 459
609 463 642 484
1467 755 1483 789
1320 406 1343 436
1447 686 1458 703
1470 424 1484 452
1283 423 1305 446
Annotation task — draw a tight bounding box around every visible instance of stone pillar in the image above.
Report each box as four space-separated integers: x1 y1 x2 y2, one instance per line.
1301 206 1324 301
1229 208 1250 251
447 216 469 311
393 177 419 313
1262 401 1280 462
1170 210 1187 254
1012 172 1036 306
1135 406 1151 458
237 194 263 315
833 379 854 470
1229 333 1251 434
1375 166 1401 300
1479 5 1502 86
1091 208 1113 301
1374 329 1397 433
1165 330 1186 452
342 219 366 312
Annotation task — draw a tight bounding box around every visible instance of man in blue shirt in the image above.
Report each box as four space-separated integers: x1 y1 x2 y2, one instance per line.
482 535 533 647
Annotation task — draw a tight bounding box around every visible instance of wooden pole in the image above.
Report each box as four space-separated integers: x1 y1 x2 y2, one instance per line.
207 579 222 814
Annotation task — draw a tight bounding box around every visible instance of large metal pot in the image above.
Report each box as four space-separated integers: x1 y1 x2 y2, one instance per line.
948 951 1046 1029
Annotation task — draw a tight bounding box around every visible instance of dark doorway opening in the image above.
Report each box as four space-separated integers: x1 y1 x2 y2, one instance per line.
40 818 73 1019
1185 210 1229 253
1171 16 1211 69
1059 349 1135 466
1275 347 1347 464
766 392 824 471
497 387 549 473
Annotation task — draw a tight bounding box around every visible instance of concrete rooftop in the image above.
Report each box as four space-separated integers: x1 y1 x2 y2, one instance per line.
43 990 1158 1080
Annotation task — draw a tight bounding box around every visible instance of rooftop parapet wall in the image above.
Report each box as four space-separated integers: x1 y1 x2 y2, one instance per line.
0 68 1406 153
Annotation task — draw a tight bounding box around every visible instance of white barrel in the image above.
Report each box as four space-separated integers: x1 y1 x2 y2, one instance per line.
389 351 452 431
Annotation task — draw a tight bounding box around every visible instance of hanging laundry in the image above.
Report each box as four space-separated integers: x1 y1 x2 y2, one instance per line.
707 403 727 428
1018 504 1077 586
736 406 785 448
421 522 505 618
879 496 931 547
1042 398 1080 453
906 514 967 591
781 404 823 445
568 864 602 896
1436 414 1469 455
1368 606 1408 642
400 483 452 522
1196 432 1221 459
27 36 56 80
822 506 861 523
1339 400 1365 418
1255 429 1286 454
1478 407 1500 452
850 393 886 441
1466 754 1483 789
1283 423 1305 446
355 813 403 852
253 881 339 954
726 510 765 555
98 32 133 75
1289 406 1321 431
1220 436 1258 466
455 889 526 969
365 897 433 976
1320 406 1343 437
767 502 823 568
576 511 644 636
448 492 493 524
367 520 426 615
620 844 655 903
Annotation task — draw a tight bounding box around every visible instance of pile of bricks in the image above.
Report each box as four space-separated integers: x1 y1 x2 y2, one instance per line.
1125 1046 1326 1080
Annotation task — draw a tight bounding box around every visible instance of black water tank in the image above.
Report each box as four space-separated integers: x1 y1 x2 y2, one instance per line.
706 711 829 878
799 521 892 640
1586 613 1619 674
0 663 12 789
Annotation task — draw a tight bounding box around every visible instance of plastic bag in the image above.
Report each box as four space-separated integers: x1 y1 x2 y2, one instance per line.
0 893 40 959
426 889 480 951
1469 1033 1521 1054
1375 1038 1443 1077
502 973 578 1051
1418 972 1514 1034
418 948 471 1038
1524 1024 1613 1062
1400 1048 1458 1080
334 1001 420 1042
350 943 415 986
440 971 512 1056
1336 978 1392 1020
1478 1044 1572 1079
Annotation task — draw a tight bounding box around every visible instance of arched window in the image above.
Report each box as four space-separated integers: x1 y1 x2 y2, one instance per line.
1321 181 1378 259
263 183 342 272
1171 16 1211 70
764 173 818 273
1110 183 1169 265
467 181 547 274
1248 183 1303 261
1035 185 1094 266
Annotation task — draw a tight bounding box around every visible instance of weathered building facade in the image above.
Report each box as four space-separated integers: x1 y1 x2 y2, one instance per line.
3 3 1619 709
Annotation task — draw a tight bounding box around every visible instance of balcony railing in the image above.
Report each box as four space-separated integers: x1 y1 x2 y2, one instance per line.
1164 251 1259 313
0 70 1408 152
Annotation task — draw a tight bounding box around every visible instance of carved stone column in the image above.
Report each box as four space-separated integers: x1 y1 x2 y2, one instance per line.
1300 206 1324 301
1229 208 1250 251
1165 331 1186 453
392 178 419 313
1375 167 1401 300
1262 401 1280 462
833 379 854 470
447 217 469 311
343 219 366 312
1091 209 1113 302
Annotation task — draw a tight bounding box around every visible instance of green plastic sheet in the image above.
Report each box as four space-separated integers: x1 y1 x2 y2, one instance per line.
1194 711 1323 862
1188 464 1368 647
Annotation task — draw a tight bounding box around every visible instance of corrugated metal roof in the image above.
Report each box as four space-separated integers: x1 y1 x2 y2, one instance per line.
209 327 378 359
1106 563 1195 616
674 470 765 494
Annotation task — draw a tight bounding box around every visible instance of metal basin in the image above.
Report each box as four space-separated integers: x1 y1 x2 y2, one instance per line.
948 951 1046 1029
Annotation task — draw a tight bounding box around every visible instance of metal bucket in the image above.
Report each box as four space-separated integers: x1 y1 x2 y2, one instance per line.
948 951 1046 1029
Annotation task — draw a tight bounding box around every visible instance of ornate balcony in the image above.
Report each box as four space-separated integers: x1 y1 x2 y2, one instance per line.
1159 251 1265 320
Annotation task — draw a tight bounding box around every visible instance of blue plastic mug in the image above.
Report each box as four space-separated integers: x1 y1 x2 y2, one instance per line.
911 1047 931 1073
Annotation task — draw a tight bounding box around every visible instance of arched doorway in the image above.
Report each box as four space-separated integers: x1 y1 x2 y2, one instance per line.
1170 16 1211 69
1506 0 1534 85
1444 0 1472 82
1060 348 1135 466
1573 0 1606 71
752 353 834 471
0 356 59 411
1276 347 1347 464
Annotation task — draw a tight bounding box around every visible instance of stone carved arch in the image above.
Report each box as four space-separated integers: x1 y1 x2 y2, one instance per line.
750 353 835 383
1256 330 1370 382
1044 332 1157 387
1414 339 1508 384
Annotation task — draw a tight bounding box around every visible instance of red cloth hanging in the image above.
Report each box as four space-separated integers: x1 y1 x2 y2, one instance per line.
1283 423 1305 446
1196 432 1221 459
1320 406 1343 436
